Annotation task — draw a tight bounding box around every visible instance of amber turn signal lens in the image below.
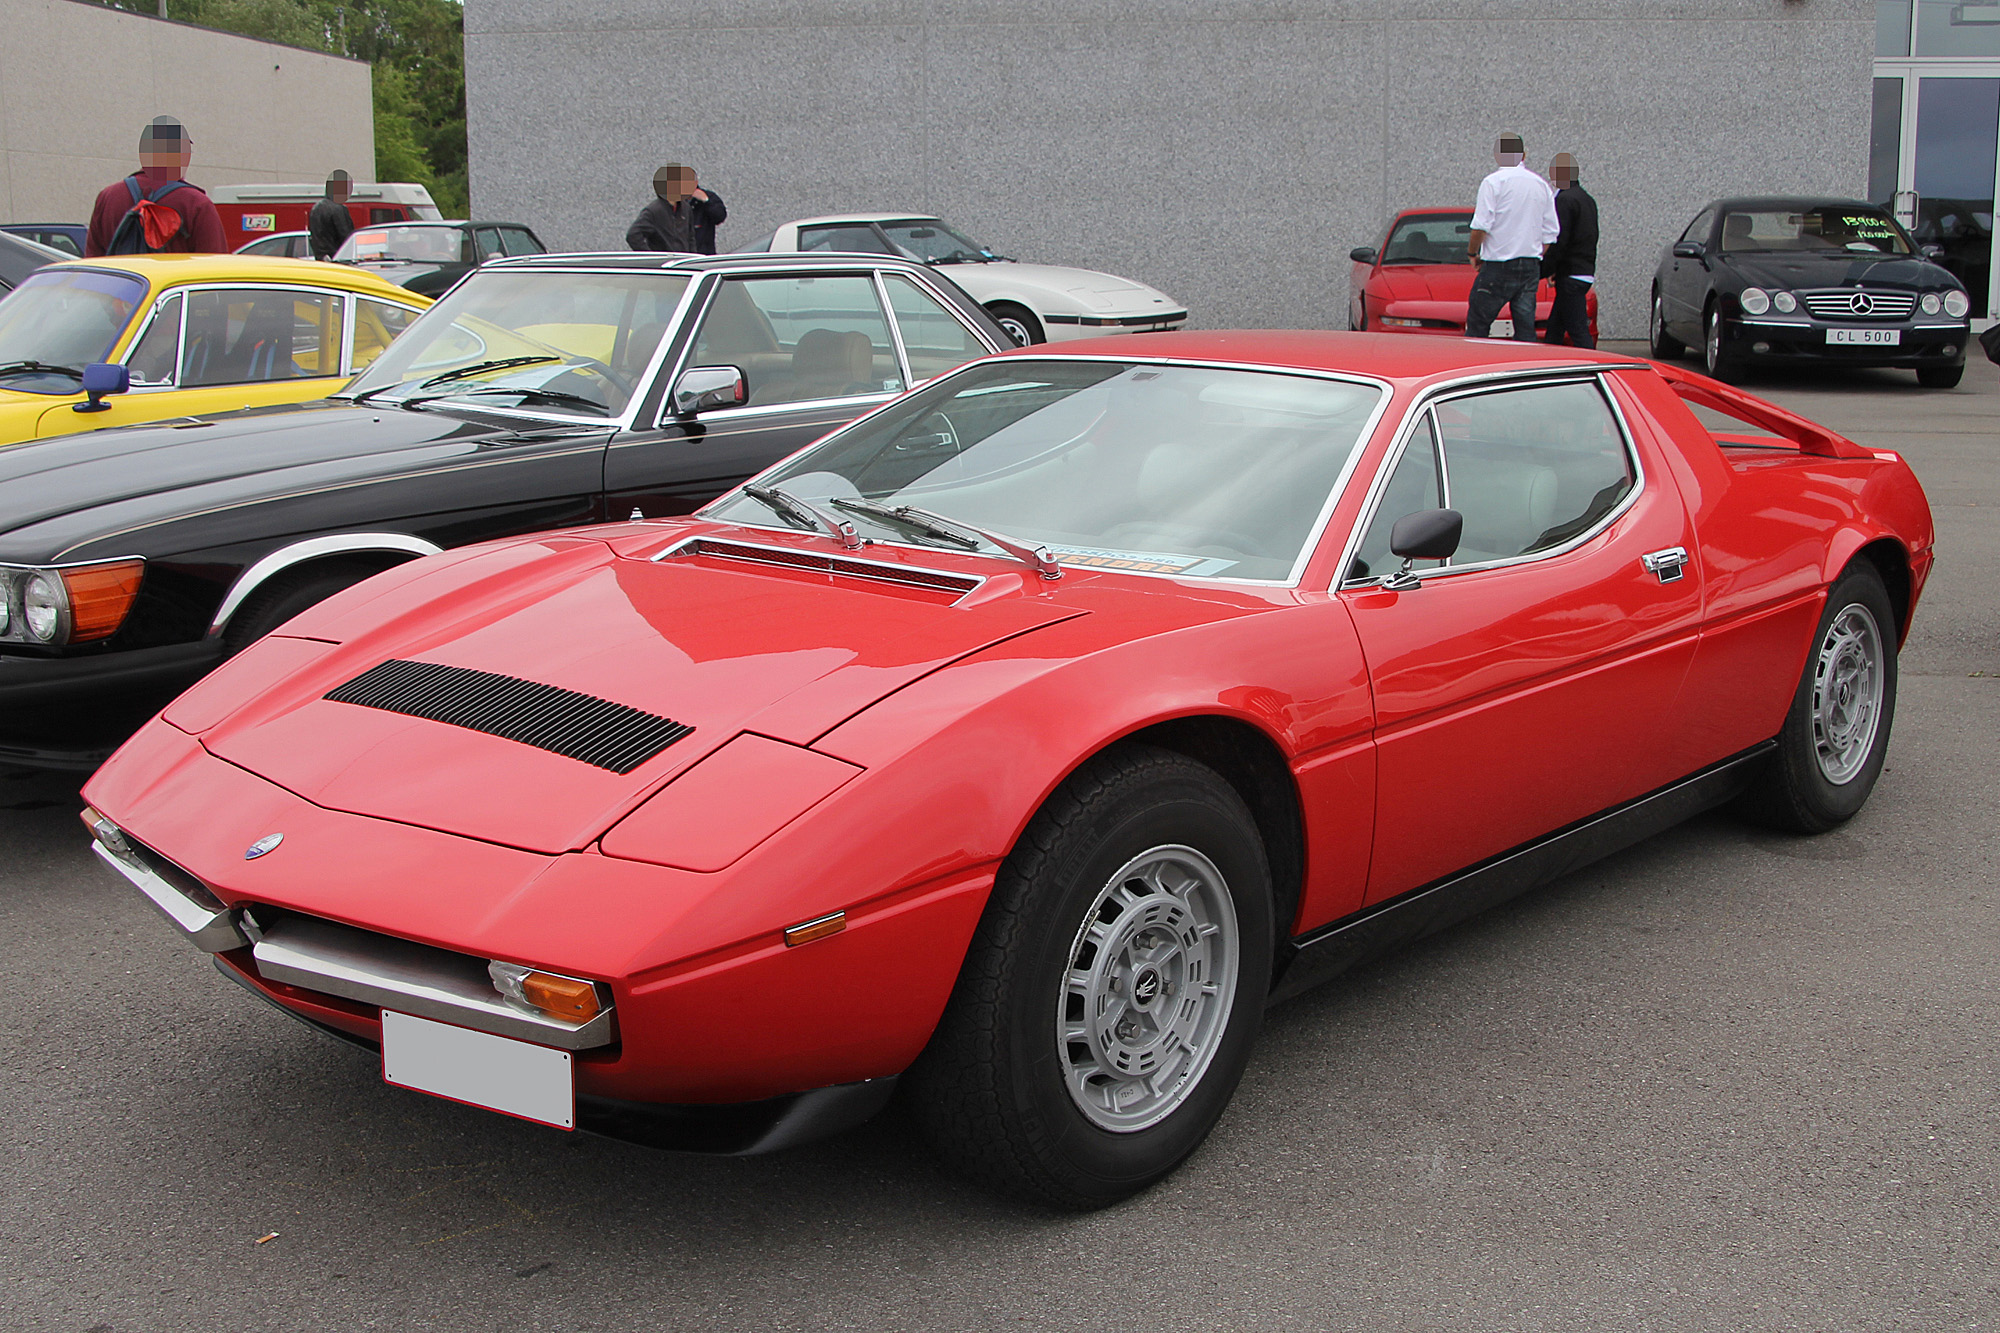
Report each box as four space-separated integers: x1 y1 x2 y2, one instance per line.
520 971 602 1022
61 560 144 642
783 911 846 948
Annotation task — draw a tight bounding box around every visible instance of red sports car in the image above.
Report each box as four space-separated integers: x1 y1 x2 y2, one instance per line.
83 332 1929 1209
1349 208 1599 340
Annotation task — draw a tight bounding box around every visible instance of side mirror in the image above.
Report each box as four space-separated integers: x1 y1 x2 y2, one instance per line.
73 362 130 413
1349 246 1378 265
1671 240 1705 260
1382 507 1462 590
672 364 748 416
1919 243 1945 261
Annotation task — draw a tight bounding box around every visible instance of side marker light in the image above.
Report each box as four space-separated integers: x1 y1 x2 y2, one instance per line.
784 911 846 947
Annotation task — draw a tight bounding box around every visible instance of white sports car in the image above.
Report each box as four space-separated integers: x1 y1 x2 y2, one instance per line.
742 213 1187 345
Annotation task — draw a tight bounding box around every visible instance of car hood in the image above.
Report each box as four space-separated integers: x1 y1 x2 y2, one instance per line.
192 531 1089 855
0 400 592 563
1714 252 1961 292
1373 264 1476 302
943 261 1181 313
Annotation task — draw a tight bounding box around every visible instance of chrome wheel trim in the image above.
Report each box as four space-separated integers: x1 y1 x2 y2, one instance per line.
1055 844 1240 1134
996 314 1035 346
1811 601 1886 786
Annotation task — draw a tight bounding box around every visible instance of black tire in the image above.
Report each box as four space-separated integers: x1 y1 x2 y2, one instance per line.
1703 303 1743 383
1649 289 1684 359
1916 364 1963 389
987 302 1044 347
1351 303 1368 332
222 559 390 655
1733 563 1899 834
907 745 1273 1210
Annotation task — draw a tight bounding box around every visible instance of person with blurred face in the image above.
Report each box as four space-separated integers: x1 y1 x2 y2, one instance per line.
626 163 727 254
1464 132 1559 340
84 116 226 256
308 170 357 261
1541 153 1598 348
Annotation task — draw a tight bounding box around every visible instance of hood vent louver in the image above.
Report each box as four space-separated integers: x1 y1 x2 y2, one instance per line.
324 659 692 774
665 537 982 596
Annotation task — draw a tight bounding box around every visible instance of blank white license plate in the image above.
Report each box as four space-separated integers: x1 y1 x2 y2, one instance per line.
1491 318 1514 338
381 1009 574 1129
1827 327 1899 345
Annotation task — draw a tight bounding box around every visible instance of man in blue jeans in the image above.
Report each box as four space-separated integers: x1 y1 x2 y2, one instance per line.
1465 132 1559 340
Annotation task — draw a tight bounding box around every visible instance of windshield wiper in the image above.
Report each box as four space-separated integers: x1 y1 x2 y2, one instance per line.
0 360 84 380
831 498 1061 580
402 385 611 415
741 484 861 548
418 356 560 389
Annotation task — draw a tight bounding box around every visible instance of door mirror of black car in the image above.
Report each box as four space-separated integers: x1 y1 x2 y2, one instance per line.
1920 243 1945 261
672 365 749 416
1382 507 1462 591
1671 240 1705 260
1349 246 1377 265
73 362 130 413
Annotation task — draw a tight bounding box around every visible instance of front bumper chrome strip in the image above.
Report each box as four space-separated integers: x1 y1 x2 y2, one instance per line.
91 823 248 953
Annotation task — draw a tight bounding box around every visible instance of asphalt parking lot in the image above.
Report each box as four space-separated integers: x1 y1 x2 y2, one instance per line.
3 346 1995 1333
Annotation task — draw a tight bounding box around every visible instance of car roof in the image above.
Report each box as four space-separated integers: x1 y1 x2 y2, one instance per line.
44 253 430 302
992 329 1643 388
784 213 943 227
484 250 948 278
1390 207 1473 218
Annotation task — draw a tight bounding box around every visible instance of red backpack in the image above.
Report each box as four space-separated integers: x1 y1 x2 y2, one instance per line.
106 176 196 254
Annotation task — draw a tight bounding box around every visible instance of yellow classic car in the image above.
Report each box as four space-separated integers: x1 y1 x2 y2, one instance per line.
0 254 430 444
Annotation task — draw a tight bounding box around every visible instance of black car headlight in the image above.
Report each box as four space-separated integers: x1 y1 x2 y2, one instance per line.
1944 290 1970 319
1 560 146 646
1739 288 1771 316
1772 291 1798 313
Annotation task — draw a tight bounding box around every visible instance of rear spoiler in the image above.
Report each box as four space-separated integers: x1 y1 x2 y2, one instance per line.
1637 361 1873 459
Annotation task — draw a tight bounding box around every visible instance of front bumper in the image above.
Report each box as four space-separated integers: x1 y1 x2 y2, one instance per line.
1724 316 1970 368
1042 308 1189 340
0 638 221 767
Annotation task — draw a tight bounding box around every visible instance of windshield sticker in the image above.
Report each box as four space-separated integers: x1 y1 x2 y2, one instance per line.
1047 545 1238 577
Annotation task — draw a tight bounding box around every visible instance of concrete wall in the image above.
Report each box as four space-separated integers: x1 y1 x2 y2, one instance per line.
0 0 373 226
465 1 1872 339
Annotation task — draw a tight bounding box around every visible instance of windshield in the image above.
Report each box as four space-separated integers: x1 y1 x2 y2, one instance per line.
1380 213 1474 265
1718 206 1914 255
880 220 998 264
341 269 691 418
0 268 148 394
704 360 1384 582
338 225 465 264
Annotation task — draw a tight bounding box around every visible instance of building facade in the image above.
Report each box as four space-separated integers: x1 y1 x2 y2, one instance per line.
466 1 1878 339
0 0 373 231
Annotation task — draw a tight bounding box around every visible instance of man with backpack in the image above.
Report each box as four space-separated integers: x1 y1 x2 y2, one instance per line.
84 116 227 257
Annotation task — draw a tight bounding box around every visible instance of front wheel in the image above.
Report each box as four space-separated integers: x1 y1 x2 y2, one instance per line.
1704 305 1743 383
1734 564 1899 834
1917 364 1964 389
987 302 1044 347
1650 290 1684 359
907 746 1272 1210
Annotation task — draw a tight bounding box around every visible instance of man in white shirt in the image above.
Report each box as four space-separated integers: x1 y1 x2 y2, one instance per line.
1464 132 1561 340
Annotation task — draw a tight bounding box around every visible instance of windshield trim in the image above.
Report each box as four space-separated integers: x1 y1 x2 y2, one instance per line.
701 353 1396 589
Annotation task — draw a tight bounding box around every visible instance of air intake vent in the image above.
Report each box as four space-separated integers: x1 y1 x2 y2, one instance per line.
325 659 692 774
667 537 981 595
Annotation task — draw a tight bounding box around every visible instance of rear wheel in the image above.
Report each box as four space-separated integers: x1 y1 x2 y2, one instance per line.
1916 364 1963 389
907 746 1272 1210
1649 290 1684 359
987 302 1043 347
1734 564 1898 834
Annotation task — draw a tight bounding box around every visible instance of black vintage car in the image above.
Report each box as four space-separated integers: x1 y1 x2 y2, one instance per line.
333 221 548 298
0 229 67 294
1649 196 1972 387
0 251 1007 765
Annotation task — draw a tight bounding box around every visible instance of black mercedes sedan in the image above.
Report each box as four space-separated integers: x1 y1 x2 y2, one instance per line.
1650 197 1972 387
0 250 1007 766
333 221 548 298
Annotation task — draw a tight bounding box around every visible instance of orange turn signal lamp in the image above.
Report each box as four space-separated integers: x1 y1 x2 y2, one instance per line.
783 910 846 948
487 960 605 1024
63 560 146 642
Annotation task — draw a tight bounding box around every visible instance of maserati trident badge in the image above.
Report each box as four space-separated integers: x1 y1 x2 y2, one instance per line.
244 833 284 860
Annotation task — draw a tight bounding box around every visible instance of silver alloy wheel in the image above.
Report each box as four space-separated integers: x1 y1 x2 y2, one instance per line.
1705 310 1722 374
1055 844 1239 1133
996 314 1036 347
1652 294 1667 347
1812 601 1886 785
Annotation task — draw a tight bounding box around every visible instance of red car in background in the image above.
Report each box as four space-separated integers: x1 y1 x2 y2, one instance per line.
84 332 1926 1210
1349 208 1599 340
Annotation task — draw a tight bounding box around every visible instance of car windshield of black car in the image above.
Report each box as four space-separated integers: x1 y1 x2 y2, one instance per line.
1718 207 1914 256
341 269 691 418
0 268 148 394
705 360 1384 583
1381 214 1474 266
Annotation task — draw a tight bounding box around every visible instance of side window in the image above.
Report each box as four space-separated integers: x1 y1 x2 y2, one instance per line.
349 298 422 373
689 275 904 407
368 207 400 224
183 288 344 386
1349 413 1444 582
1680 209 1715 245
501 228 544 256
799 225 892 255
474 228 504 261
125 294 183 386
882 274 991 381
1436 382 1634 565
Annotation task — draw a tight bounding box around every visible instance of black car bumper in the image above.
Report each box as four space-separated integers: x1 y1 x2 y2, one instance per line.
0 639 222 768
1723 317 1970 368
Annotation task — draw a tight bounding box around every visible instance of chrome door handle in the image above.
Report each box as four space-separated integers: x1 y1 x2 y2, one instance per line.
1642 547 1689 584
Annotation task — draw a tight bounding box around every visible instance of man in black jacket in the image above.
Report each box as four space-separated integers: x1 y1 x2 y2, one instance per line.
308 171 356 261
1542 153 1598 348
626 163 727 254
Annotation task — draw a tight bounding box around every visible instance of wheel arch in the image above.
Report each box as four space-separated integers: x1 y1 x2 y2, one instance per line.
207 532 442 636
1843 535 1914 647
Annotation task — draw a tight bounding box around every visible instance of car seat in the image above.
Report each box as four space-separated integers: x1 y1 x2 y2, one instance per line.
1448 455 1560 562
784 328 875 401
1721 214 1754 251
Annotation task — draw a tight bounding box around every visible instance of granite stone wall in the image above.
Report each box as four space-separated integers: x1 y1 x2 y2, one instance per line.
465 1 1871 340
